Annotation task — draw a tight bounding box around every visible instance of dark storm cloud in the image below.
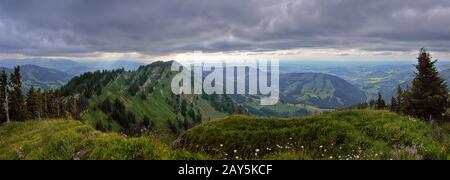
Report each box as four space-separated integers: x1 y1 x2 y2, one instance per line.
1 0 450 56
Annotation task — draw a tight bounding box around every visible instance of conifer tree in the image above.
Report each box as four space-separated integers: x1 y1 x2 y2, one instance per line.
0 71 9 123
9 66 27 121
377 92 386 109
26 86 42 119
26 86 36 119
390 96 398 112
36 88 43 119
404 49 448 121
396 85 403 113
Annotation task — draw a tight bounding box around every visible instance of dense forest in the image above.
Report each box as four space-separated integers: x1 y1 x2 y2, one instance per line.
0 66 87 123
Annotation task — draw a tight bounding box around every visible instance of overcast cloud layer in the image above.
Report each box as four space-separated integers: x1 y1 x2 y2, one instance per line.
0 0 450 58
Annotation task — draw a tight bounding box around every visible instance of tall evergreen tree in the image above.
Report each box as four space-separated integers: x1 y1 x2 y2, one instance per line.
26 86 42 120
390 96 398 112
404 49 448 121
377 92 386 109
0 71 9 123
396 85 403 113
9 66 27 121
36 88 43 119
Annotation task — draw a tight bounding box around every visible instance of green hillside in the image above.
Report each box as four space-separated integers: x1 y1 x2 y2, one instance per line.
0 119 204 160
232 72 363 118
175 110 449 160
233 94 333 118
279 73 367 109
60 61 244 136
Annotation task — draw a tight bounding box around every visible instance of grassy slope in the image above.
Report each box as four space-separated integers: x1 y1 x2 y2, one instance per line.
82 63 227 133
1 110 448 160
176 110 449 160
0 119 205 160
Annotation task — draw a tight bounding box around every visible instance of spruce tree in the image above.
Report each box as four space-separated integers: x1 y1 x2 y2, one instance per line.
390 97 398 112
36 88 43 119
9 66 27 121
0 71 9 123
396 85 403 113
377 92 386 109
404 49 448 120
26 86 42 119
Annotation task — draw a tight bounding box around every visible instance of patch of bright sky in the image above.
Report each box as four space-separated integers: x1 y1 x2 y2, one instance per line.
1 48 449 63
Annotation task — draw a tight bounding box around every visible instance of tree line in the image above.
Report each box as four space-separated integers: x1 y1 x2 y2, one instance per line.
0 66 88 124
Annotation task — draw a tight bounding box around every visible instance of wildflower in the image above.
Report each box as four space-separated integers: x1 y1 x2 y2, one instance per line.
329 156 333 159
255 149 260 153
319 145 323 149
233 150 237 153
220 144 223 147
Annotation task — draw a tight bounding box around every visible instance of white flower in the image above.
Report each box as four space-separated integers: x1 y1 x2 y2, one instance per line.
220 144 223 147
319 145 323 149
233 150 237 153
255 149 260 152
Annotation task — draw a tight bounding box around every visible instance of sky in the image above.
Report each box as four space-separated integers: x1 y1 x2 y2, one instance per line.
1 0 450 62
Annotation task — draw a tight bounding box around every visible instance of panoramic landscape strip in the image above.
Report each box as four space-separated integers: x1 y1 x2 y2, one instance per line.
0 1 449 178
